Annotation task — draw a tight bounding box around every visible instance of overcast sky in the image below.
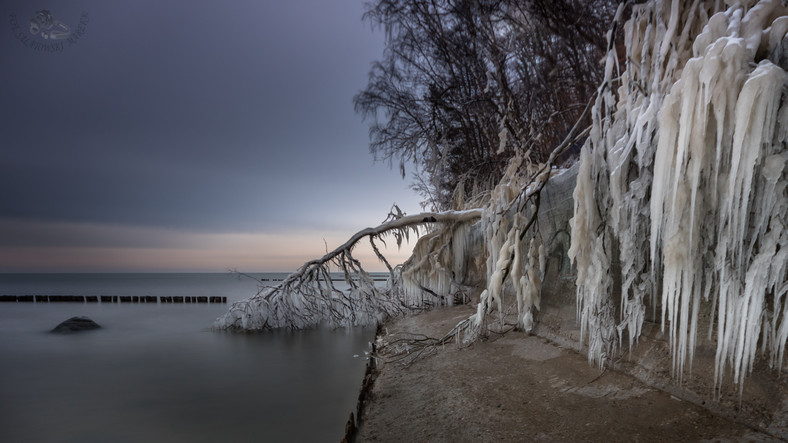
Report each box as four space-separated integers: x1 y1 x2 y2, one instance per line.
0 0 422 272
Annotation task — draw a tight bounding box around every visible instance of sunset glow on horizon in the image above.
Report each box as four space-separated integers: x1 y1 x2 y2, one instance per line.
0 217 417 273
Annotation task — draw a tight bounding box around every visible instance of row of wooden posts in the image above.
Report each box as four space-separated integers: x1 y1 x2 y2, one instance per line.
0 295 227 304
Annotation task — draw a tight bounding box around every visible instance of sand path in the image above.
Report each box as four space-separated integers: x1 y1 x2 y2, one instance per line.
357 305 778 442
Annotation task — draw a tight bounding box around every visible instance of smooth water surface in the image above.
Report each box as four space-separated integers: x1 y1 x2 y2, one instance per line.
0 273 373 442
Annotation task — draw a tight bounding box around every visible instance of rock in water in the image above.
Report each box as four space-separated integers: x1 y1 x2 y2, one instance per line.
50 316 101 333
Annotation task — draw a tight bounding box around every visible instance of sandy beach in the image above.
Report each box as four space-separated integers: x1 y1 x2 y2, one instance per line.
356 305 779 442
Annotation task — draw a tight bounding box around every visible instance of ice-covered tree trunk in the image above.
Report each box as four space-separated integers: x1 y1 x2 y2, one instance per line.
571 0 788 395
213 209 482 331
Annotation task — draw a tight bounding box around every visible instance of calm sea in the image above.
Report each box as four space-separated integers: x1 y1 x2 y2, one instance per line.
0 273 376 442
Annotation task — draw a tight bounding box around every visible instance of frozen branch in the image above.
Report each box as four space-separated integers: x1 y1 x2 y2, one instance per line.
214 208 482 332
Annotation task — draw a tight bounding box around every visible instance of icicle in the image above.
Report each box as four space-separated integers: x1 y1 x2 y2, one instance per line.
572 0 788 393
497 125 509 155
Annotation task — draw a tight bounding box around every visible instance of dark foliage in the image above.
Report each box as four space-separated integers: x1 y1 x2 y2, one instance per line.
355 0 620 209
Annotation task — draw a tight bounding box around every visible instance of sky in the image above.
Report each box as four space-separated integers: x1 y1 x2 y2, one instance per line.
0 0 423 273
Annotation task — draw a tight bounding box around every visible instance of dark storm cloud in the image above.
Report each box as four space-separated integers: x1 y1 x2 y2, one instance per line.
0 0 416 238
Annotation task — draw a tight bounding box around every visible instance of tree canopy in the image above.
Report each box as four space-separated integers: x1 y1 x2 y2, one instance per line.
355 0 619 209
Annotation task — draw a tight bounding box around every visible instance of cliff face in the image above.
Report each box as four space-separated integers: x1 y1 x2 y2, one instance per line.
568 0 788 418
535 165 788 432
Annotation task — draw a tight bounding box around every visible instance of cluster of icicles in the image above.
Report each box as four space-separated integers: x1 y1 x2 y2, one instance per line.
367 156 549 339
570 0 788 395
464 155 549 341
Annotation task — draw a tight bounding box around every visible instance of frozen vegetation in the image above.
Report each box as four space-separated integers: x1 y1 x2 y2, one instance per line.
216 0 788 396
571 0 788 396
213 208 483 331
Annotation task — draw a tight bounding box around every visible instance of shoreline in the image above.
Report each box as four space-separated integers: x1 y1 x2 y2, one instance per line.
342 324 382 443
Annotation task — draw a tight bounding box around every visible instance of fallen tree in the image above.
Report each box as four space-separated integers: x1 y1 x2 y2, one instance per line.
213 208 482 331
215 113 589 345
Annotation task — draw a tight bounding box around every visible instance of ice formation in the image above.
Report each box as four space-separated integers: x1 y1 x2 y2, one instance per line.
570 0 788 393
214 208 483 331
397 219 484 308
454 134 576 343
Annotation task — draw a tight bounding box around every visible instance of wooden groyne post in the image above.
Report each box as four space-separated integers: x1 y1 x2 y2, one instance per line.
0 295 227 304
